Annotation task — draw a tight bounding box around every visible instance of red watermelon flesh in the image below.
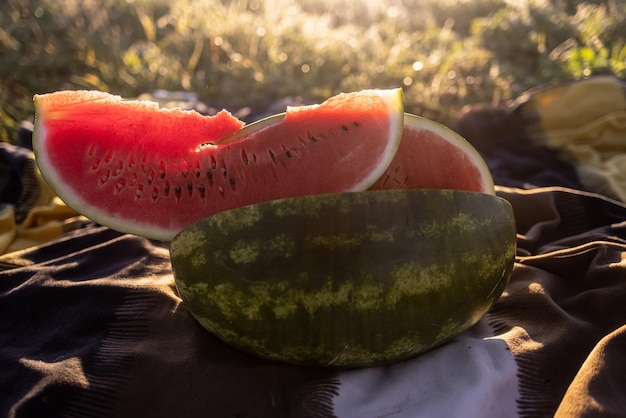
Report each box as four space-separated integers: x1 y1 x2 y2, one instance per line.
370 114 494 194
33 89 404 241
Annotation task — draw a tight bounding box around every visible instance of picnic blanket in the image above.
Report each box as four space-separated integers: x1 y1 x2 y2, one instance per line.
1 75 625 417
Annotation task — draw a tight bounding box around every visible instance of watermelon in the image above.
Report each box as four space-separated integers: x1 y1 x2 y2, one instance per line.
33 88 513 367
33 89 404 241
170 189 516 367
221 112 496 196
371 114 494 194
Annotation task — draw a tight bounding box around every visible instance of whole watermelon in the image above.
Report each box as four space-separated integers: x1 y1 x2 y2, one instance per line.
170 189 516 367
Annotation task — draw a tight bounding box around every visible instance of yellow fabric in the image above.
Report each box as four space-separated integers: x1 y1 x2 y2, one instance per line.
532 76 626 137
0 165 82 255
0 205 17 254
525 76 626 202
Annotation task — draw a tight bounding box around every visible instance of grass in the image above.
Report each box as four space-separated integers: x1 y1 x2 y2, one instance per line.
1 0 625 143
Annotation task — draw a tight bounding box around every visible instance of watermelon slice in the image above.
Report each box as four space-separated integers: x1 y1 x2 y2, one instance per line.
370 114 494 194
33 89 405 241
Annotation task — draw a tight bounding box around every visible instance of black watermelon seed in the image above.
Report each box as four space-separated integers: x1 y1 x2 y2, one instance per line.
268 149 277 164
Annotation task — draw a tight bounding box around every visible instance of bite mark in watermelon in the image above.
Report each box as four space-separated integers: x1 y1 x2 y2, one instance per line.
33 89 404 241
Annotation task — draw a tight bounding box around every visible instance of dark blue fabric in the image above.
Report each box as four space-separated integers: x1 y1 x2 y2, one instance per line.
0 142 39 223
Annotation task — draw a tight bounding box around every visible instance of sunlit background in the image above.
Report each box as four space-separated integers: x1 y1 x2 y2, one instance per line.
1 0 624 142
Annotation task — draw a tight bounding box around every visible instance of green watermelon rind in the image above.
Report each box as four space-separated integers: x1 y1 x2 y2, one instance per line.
171 189 516 367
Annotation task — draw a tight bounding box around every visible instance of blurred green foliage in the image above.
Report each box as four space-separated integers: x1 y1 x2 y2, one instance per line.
1 0 624 142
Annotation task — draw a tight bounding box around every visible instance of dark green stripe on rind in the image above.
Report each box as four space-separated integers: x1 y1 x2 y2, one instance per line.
171 189 516 367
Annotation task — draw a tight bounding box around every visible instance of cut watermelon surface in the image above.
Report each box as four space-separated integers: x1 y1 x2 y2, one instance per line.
33 89 404 241
370 114 494 194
